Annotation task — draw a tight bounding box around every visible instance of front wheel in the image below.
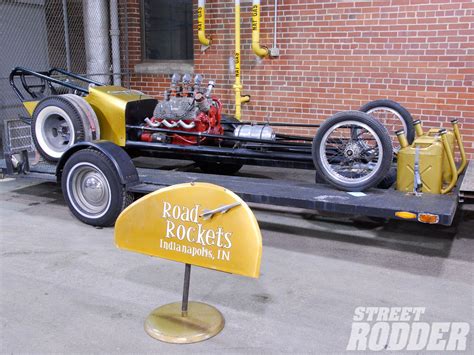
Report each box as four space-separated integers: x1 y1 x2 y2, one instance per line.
312 111 393 192
61 149 134 226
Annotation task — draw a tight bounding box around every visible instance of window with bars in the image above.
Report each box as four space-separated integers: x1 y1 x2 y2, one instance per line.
142 0 193 61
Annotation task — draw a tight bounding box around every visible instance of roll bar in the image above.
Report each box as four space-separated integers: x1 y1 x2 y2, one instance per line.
9 67 104 101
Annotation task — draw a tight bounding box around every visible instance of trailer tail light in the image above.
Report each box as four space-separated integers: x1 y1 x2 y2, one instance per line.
395 211 417 220
418 213 440 224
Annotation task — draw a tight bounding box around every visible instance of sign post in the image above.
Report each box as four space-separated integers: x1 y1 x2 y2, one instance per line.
115 182 262 344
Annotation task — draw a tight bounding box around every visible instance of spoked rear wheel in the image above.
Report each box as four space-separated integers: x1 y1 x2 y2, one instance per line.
312 111 393 191
359 99 414 151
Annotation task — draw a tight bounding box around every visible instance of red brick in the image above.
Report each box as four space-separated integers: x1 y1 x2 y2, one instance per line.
120 0 474 159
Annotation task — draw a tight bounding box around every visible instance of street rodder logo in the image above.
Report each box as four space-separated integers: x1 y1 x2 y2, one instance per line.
347 307 470 351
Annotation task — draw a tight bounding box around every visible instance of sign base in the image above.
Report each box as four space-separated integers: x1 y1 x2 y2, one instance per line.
144 301 225 344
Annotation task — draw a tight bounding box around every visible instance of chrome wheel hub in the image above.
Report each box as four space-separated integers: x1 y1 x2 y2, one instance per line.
67 163 111 218
83 175 106 205
344 142 361 160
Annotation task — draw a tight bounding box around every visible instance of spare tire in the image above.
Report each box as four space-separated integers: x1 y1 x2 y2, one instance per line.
359 99 415 149
32 96 92 161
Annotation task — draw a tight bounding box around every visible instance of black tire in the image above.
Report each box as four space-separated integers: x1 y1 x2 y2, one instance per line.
63 94 100 140
377 166 397 189
61 148 134 227
315 170 327 184
359 99 415 145
318 164 397 189
312 111 393 192
196 160 243 175
32 96 88 161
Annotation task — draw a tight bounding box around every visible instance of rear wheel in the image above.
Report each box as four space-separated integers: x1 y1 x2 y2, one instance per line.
61 149 134 227
63 94 100 140
359 99 415 150
312 111 393 191
32 96 92 161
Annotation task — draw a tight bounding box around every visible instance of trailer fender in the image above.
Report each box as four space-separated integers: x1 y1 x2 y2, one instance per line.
56 141 139 187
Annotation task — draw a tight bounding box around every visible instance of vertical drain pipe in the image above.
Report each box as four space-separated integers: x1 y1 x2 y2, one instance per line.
234 0 250 120
110 0 121 86
251 0 269 58
83 0 110 84
62 0 71 71
273 0 278 50
197 0 211 48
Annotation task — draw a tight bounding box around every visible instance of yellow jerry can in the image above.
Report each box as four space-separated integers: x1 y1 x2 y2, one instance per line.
396 129 457 194
426 128 454 183
413 119 467 184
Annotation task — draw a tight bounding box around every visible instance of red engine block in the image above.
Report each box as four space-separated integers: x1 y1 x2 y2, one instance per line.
141 97 223 146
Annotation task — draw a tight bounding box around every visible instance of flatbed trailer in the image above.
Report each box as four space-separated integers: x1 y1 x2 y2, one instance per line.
0 156 466 226
3 67 470 227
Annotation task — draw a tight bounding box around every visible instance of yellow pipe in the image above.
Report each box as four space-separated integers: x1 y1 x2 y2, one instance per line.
251 0 269 58
396 129 409 149
233 0 250 120
451 119 467 175
197 0 211 47
440 130 458 194
413 120 423 137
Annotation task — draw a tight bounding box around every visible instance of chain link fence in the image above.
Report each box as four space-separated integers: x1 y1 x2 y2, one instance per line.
0 0 130 155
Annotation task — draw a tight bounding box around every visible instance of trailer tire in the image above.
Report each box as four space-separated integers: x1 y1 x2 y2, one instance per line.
61 148 134 227
359 99 415 146
32 96 90 161
312 111 393 192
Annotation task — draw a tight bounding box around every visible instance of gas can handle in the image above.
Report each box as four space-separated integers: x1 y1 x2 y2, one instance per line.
439 129 458 194
451 119 467 175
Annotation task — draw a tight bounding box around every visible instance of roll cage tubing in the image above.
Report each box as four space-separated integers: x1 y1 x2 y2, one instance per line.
9 67 104 101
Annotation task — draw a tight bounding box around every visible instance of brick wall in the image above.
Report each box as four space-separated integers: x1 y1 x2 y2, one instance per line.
122 0 474 159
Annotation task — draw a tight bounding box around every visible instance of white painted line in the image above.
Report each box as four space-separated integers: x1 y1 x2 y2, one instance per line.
0 178 16 183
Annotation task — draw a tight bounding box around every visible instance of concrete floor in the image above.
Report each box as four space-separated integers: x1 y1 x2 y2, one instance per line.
0 176 473 353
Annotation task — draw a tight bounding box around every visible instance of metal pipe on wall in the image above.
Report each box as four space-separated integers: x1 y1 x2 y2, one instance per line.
83 0 110 84
197 0 211 48
251 0 269 58
273 0 278 49
233 0 250 121
110 0 121 86
62 0 71 71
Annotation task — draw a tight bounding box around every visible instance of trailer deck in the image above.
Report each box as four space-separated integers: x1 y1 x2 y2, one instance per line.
1 158 465 226
460 160 474 202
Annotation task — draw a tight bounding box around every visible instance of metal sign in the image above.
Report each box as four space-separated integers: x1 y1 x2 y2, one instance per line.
115 182 262 343
115 182 262 278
